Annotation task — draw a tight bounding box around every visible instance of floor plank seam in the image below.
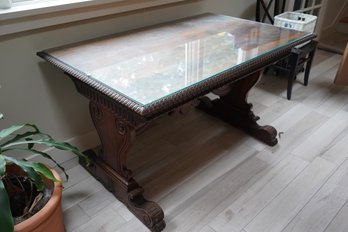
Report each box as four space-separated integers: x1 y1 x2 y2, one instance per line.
280 157 344 232
322 199 348 232
241 155 310 231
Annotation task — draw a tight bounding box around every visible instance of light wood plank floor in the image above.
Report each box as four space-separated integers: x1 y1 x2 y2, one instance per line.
62 49 348 232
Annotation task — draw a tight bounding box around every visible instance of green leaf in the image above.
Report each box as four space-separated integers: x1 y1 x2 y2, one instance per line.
37 139 90 166
0 179 14 232
0 124 39 139
3 148 69 181
1 138 89 166
0 124 27 140
31 163 59 183
0 155 6 176
0 130 50 148
28 149 69 181
4 157 44 191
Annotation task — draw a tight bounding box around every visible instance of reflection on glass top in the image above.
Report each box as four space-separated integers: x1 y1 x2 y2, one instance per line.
46 14 309 106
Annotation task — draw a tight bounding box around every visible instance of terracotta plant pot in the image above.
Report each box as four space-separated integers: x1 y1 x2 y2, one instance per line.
10 166 65 232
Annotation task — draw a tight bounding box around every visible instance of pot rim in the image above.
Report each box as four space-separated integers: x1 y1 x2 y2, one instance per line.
13 168 63 231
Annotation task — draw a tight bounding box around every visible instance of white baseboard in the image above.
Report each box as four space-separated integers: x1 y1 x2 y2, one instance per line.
26 129 100 168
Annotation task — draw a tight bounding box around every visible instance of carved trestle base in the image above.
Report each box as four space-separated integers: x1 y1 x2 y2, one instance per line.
198 71 278 146
78 70 277 232
80 101 165 232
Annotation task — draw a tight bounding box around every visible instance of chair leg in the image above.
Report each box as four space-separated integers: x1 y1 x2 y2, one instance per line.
304 48 316 86
287 53 300 100
287 74 295 100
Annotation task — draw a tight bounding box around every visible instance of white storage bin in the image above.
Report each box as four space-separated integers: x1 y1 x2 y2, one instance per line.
274 12 317 33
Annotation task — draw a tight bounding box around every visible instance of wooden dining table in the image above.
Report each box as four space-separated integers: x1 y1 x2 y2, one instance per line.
37 13 315 231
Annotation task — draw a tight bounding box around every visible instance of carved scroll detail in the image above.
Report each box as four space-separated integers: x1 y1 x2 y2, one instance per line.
84 101 165 231
198 71 278 146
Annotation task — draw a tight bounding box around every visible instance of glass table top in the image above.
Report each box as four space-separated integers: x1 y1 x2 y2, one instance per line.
42 14 312 106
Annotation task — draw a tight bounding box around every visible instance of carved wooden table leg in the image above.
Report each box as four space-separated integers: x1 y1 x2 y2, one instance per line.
79 101 165 232
198 71 278 146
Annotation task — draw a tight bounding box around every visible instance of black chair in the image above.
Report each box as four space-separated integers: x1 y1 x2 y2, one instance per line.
256 0 318 100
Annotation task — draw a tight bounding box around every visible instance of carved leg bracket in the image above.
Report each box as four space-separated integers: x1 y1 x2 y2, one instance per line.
198 71 278 146
80 102 165 231
80 150 165 231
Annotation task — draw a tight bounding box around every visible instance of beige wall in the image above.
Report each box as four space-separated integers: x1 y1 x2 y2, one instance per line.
321 0 348 31
0 0 255 163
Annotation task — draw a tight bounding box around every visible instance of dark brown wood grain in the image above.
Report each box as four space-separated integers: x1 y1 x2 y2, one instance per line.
80 102 165 232
198 71 277 146
37 14 315 231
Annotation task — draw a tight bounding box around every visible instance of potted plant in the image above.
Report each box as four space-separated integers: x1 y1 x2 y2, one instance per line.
0 113 89 232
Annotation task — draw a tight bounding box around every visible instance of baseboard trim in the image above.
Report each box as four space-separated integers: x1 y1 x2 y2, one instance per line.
27 129 100 168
